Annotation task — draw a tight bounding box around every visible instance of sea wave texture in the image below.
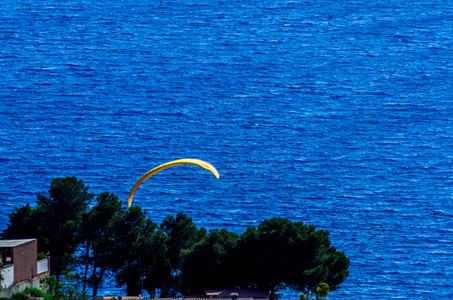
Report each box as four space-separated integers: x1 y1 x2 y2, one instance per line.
1 0 453 298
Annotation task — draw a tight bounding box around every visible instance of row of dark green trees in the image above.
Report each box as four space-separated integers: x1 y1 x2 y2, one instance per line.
1 177 349 299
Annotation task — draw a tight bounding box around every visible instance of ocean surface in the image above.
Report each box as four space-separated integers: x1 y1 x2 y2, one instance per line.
1 0 453 298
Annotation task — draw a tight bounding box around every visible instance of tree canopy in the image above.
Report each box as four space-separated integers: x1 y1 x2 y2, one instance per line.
229 218 349 298
180 228 239 294
1 176 349 299
78 192 124 297
179 217 349 299
2 177 94 278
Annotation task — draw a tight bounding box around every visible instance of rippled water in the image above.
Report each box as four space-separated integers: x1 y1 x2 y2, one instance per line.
1 0 453 298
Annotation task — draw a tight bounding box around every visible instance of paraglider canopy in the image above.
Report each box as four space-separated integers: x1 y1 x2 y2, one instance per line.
128 159 219 207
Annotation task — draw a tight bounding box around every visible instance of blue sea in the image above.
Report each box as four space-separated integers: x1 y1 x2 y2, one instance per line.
1 0 453 298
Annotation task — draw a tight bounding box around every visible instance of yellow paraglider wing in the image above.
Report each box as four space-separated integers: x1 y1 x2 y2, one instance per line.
128 159 220 207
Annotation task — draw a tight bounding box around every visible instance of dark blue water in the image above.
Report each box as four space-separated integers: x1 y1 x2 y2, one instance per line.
1 0 453 298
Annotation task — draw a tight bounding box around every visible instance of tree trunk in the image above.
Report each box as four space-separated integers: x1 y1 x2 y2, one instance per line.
82 242 91 292
269 288 276 300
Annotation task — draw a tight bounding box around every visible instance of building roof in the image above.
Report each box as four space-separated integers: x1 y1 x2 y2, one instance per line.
204 289 269 299
0 239 36 248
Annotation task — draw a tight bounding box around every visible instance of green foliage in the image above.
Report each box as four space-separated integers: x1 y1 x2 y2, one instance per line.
27 287 47 297
229 218 349 299
140 227 171 298
11 287 47 299
161 212 206 271
10 277 88 300
1 203 39 240
114 211 210 298
156 212 206 297
316 282 330 298
40 276 89 300
2 177 94 279
300 282 330 300
41 276 66 300
112 206 153 296
78 192 124 297
175 218 347 300
2 176 349 299
11 291 28 299
38 252 48 260
180 228 239 295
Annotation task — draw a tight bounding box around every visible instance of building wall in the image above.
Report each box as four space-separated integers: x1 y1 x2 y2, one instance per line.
37 258 49 274
11 239 37 284
0 265 14 288
0 274 46 299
